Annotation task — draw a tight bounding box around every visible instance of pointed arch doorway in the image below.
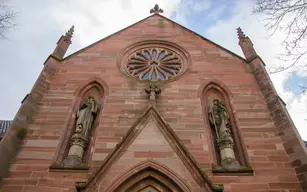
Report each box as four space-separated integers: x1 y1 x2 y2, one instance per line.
113 167 184 192
123 177 173 192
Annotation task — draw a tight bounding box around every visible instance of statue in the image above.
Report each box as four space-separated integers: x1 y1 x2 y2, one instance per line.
209 99 240 169
63 96 98 167
76 96 98 137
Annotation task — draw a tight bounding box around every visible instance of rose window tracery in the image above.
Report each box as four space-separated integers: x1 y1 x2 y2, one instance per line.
126 48 183 81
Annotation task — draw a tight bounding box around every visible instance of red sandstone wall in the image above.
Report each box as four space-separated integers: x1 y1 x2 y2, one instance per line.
1 15 301 192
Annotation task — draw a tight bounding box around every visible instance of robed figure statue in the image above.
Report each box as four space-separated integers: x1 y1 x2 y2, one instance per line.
76 96 98 137
208 99 240 169
63 96 98 167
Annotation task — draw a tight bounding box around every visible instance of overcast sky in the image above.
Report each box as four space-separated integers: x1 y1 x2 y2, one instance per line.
1 0 306 140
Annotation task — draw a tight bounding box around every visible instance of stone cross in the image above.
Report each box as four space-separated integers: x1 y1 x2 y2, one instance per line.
145 84 161 104
150 4 163 14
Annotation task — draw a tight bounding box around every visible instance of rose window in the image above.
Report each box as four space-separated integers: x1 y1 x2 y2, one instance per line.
126 48 183 81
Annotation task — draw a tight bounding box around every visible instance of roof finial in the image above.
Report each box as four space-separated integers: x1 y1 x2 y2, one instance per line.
236 27 246 39
150 4 163 14
236 27 257 60
66 25 74 38
52 25 74 59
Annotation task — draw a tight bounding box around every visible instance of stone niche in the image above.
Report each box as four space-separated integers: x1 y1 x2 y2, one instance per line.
50 82 104 170
202 83 252 174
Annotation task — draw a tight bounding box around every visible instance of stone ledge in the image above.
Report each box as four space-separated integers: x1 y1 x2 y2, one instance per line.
212 166 254 176
49 162 89 173
75 181 87 191
212 184 224 192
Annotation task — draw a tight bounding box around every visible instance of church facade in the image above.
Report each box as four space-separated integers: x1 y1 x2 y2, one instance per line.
0 5 307 192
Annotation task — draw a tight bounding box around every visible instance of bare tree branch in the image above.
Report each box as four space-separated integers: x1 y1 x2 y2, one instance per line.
299 84 307 94
253 0 307 75
0 0 17 39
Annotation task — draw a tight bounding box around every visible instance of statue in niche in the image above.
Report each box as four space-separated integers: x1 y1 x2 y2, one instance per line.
208 99 240 169
63 96 98 167
76 96 98 137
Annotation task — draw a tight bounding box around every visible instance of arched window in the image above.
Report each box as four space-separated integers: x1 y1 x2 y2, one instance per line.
200 80 249 170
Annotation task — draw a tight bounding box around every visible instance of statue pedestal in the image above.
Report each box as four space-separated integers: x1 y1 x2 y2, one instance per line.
63 155 83 167
218 138 240 170
63 134 88 167
220 147 240 169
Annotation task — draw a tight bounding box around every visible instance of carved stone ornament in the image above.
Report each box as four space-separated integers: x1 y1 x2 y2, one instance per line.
150 4 164 14
145 84 161 104
208 99 240 170
63 96 98 167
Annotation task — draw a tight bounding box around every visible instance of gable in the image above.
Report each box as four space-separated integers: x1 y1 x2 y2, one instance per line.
76 106 223 192
63 14 245 62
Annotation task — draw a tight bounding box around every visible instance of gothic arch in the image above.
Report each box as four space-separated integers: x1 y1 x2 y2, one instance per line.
53 77 108 164
199 79 249 168
197 79 233 99
104 160 191 192
73 77 109 97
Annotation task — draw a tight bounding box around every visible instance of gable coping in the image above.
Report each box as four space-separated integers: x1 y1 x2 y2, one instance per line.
63 13 246 63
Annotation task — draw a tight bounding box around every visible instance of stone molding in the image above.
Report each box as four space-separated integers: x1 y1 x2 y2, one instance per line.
248 57 307 190
0 56 59 184
103 161 190 192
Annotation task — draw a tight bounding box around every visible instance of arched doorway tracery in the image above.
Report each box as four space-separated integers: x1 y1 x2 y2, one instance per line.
111 167 185 192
